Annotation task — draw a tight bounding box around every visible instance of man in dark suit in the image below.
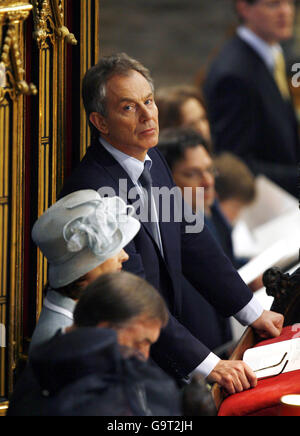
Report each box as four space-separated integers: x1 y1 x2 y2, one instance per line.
60 53 283 395
204 0 299 197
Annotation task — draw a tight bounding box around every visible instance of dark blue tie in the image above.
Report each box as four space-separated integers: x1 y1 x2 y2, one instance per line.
138 165 162 250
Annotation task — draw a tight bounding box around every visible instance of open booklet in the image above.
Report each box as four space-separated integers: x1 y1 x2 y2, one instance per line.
243 337 300 379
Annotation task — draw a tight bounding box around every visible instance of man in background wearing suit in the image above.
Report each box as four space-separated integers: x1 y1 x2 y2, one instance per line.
60 53 283 395
204 0 300 197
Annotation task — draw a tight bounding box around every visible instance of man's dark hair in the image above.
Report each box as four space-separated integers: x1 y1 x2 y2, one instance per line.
235 0 258 3
82 53 154 140
158 127 210 171
234 0 259 7
234 0 259 22
74 271 169 329
214 152 256 204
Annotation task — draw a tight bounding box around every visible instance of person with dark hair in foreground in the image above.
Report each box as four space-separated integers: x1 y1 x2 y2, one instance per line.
7 272 183 416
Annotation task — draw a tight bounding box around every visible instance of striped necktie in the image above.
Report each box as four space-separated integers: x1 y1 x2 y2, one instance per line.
273 50 290 100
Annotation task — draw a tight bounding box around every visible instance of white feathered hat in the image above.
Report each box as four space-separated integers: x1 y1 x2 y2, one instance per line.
32 190 140 288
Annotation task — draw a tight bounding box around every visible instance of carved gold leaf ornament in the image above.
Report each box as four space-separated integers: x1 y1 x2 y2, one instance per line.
0 2 37 100
0 0 78 102
32 0 77 47
50 0 77 45
0 1 33 13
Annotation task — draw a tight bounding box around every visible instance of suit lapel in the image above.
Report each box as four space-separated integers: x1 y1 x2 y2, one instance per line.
148 149 180 266
90 141 136 196
91 142 165 250
237 36 292 108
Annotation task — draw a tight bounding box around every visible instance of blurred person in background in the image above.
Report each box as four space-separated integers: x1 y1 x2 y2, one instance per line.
204 0 299 197
159 127 261 292
214 152 257 226
156 84 212 148
159 127 256 269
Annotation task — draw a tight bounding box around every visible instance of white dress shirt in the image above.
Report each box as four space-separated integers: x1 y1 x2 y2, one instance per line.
237 25 282 72
100 138 164 256
100 137 264 378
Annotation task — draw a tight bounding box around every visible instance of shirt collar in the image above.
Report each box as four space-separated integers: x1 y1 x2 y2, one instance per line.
237 26 282 71
99 137 152 184
46 289 76 313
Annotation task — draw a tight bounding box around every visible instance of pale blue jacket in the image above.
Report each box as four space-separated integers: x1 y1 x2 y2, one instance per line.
29 290 76 356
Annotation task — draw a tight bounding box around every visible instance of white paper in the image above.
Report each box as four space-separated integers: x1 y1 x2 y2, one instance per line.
232 220 260 259
243 338 300 379
232 176 299 259
237 237 299 285
238 176 298 231
253 211 300 253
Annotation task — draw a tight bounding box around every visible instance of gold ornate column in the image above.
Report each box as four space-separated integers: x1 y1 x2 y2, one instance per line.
80 0 100 159
0 0 36 407
31 0 99 317
31 0 77 317
0 0 100 413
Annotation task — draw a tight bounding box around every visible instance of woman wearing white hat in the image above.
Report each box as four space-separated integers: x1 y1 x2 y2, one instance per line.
29 190 141 354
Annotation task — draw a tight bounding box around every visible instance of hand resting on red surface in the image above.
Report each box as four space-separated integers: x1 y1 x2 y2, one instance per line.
207 360 257 395
251 310 284 339
207 311 284 395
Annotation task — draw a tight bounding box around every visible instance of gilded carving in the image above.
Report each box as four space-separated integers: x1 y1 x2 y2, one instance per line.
51 0 77 44
0 0 96 403
32 0 77 48
0 2 37 102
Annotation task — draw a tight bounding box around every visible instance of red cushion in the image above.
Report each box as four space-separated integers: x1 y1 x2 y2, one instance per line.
218 326 300 416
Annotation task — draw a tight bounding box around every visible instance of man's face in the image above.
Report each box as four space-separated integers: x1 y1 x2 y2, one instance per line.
91 70 159 161
237 0 295 43
116 316 162 360
172 145 215 214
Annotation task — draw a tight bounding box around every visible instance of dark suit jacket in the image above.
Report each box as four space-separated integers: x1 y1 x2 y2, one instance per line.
59 140 254 380
204 35 300 197
206 201 248 270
